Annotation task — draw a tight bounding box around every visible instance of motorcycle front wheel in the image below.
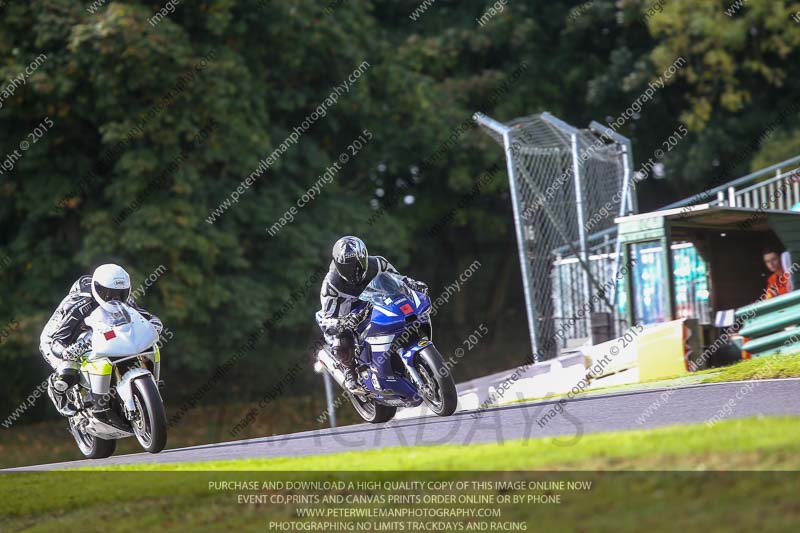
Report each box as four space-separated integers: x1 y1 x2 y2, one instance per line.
69 419 117 459
348 392 397 424
131 377 168 453
415 346 458 417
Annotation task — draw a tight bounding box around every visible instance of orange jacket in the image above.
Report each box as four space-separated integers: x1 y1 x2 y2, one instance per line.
765 270 791 299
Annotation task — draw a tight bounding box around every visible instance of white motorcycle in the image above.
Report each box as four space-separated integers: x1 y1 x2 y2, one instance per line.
65 301 167 459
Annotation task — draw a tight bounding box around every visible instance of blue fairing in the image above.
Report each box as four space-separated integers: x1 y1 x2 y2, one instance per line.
350 273 435 407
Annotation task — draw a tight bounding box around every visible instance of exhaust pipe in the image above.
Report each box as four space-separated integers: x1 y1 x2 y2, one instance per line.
316 349 348 390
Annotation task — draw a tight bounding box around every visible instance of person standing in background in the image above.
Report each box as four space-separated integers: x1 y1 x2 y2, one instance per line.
762 248 793 299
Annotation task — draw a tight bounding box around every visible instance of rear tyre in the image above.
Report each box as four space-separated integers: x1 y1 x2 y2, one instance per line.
415 346 458 417
348 392 397 424
69 419 117 459
131 377 168 453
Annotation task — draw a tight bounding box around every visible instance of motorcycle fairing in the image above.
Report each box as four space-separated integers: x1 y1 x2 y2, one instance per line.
85 302 158 357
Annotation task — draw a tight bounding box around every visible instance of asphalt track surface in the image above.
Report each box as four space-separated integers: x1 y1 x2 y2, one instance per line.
6 378 800 471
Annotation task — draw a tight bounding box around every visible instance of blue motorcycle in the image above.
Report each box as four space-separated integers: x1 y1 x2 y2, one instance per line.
315 272 457 423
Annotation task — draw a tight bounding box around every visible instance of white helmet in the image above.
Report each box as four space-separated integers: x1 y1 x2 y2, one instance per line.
91 264 131 312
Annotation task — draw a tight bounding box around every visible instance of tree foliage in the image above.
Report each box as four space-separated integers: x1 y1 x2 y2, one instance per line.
1 0 799 418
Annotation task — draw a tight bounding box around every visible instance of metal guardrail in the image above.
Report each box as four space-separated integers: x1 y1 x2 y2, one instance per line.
710 166 800 210
663 154 800 210
736 290 800 357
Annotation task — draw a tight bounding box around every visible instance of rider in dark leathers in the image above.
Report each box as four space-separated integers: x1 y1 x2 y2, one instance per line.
39 264 162 415
318 236 427 391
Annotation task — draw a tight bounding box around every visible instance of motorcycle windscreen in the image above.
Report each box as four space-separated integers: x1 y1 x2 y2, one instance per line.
358 272 413 306
86 301 158 357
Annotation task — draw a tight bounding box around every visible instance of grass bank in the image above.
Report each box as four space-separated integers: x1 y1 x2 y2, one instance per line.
2 418 798 532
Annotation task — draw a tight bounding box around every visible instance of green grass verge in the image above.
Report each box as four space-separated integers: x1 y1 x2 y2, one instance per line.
85 416 800 472
501 353 800 407
2 418 798 532
701 353 800 382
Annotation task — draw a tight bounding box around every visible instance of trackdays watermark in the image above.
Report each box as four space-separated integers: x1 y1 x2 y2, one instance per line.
269 388 583 451
0 53 47 110
205 61 370 225
267 129 372 237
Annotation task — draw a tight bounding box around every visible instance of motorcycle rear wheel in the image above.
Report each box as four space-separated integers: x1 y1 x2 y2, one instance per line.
348 392 397 424
69 419 117 459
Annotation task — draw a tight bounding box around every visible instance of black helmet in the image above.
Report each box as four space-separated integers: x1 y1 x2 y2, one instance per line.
332 236 368 284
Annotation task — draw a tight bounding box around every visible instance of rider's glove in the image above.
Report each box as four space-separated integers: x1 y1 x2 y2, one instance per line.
63 335 92 361
338 304 373 334
404 277 428 295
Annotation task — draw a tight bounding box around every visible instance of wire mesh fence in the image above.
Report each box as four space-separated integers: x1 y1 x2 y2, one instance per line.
476 112 632 360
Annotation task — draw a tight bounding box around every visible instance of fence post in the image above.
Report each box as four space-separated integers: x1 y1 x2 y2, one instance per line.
727 186 736 207
473 113 540 361
322 372 337 428
570 133 592 318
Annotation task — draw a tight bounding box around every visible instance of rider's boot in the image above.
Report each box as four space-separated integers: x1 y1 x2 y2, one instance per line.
333 332 365 394
342 366 361 392
47 361 80 416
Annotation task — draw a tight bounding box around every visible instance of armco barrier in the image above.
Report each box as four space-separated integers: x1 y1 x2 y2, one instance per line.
736 290 800 357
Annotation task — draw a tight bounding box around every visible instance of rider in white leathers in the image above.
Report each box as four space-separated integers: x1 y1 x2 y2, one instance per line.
39 264 162 415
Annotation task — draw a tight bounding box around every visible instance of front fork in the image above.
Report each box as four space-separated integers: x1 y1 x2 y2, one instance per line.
399 340 433 392
116 368 157 416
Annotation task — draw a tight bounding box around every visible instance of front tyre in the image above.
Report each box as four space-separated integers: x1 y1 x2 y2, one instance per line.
415 346 458 417
348 392 397 424
69 419 117 459
131 377 168 453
